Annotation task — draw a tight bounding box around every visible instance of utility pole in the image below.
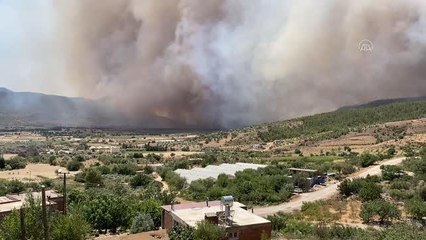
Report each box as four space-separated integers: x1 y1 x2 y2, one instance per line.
41 186 49 240
19 208 25 240
63 172 67 215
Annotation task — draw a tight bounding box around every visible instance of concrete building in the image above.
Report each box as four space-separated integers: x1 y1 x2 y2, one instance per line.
89 145 120 154
161 197 271 240
0 190 63 220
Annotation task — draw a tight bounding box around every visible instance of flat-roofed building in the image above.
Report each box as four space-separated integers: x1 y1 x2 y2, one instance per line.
161 198 271 240
0 190 63 220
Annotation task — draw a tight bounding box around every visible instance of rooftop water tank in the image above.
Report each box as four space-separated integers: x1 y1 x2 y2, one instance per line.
221 196 234 206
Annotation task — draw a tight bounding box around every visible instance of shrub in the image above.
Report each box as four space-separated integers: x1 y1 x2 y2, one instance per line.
7 180 25 194
359 153 379 167
0 157 5 169
96 165 111 175
405 198 426 220
388 189 414 201
314 224 364 240
143 166 154 174
267 212 291 231
129 213 154 234
130 174 152 188
341 164 356 175
111 164 137 175
284 219 314 237
67 160 82 171
339 178 369 197
74 155 85 162
168 224 194 240
420 186 426 201
387 147 396 156
379 223 426 239
181 146 190 152
381 165 403 181
133 153 144 158
50 213 90 240
301 201 337 222
7 158 27 170
390 180 411 190
193 221 226 240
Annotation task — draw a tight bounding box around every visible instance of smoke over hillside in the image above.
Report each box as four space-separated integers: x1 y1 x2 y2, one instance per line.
53 0 426 128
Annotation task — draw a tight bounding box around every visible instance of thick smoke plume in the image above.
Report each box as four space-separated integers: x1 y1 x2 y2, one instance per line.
54 0 426 128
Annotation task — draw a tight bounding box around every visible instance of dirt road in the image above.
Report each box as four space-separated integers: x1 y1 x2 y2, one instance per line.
254 157 405 217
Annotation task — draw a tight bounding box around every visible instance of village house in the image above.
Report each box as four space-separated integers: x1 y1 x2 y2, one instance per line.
161 196 272 240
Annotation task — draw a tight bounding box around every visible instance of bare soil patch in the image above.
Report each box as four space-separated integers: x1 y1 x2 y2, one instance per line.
0 163 65 181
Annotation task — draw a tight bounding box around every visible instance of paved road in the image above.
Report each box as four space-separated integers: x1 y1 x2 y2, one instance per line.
254 157 405 217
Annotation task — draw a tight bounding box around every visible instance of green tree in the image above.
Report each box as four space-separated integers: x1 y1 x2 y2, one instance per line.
83 192 131 233
84 168 103 188
193 221 226 240
360 199 400 224
134 198 162 228
0 194 44 240
293 174 311 192
339 179 354 197
130 213 154 234
359 182 382 202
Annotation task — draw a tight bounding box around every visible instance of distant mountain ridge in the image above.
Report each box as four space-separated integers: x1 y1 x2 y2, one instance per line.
1 87 425 130
0 88 193 130
0 87 127 129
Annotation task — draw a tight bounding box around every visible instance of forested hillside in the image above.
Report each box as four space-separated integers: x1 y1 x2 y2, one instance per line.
258 100 426 142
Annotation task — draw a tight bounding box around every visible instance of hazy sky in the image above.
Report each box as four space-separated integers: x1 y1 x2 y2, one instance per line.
0 0 75 96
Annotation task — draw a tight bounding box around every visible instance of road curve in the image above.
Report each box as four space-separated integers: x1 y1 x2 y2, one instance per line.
254 157 405 217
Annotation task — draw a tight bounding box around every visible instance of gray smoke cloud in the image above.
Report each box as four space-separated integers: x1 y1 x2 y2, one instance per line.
53 0 426 128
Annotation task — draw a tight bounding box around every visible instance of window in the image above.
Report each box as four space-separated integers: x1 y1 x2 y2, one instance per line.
228 231 239 240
